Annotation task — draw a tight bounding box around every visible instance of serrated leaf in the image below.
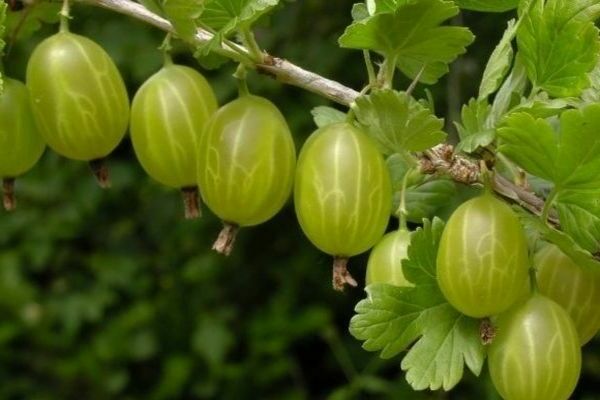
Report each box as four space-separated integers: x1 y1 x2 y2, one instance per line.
517 0 600 97
497 112 560 183
401 218 444 285
455 98 495 153
353 89 446 154
201 0 278 32
402 180 457 223
454 0 519 11
401 309 484 391
517 210 600 270
350 219 485 391
311 106 346 128
163 0 205 40
490 55 528 124
508 96 571 119
339 0 474 84
556 190 600 254
479 19 518 100
5 3 61 42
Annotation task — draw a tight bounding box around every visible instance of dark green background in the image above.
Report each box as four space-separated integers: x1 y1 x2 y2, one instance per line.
2 1 600 398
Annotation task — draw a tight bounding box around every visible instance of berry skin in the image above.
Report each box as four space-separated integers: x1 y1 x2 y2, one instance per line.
488 294 581 400
536 244 600 345
436 193 529 318
366 229 413 287
26 32 129 162
130 64 217 189
0 78 45 179
294 122 392 290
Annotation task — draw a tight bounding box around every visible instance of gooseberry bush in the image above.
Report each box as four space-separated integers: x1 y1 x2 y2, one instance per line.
2 0 600 398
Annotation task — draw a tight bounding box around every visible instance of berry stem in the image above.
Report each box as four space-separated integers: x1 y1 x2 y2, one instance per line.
160 33 174 66
181 186 201 219
240 27 264 64
89 158 111 189
212 222 239 256
59 0 71 33
234 63 250 97
2 178 16 211
332 257 357 291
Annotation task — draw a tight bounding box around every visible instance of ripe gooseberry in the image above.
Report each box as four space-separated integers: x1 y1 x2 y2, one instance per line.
26 30 129 187
535 244 600 345
294 122 392 291
488 293 581 400
436 192 529 317
366 229 412 287
197 94 296 255
130 60 218 219
0 78 46 210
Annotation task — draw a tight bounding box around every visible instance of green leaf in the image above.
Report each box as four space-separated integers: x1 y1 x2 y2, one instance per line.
351 3 370 21
402 180 457 223
455 98 495 153
162 0 205 40
556 190 600 254
139 0 165 16
201 0 279 31
479 19 518 100
4 3 61 42
508 96 571 119
401 218 444 285
497 112 559 182
350 219 485 391
387 155 457 222
365 0 411 14
454 0 519 12
518 210 600 270
517 0 600 97
489 55 528 124
311 106 346 128
353 89 446 154
339 0 474 84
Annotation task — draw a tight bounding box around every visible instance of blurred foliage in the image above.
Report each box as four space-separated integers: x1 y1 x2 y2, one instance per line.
1 1 600 399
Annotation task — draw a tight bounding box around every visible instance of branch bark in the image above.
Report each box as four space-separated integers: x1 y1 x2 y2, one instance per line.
86 0 361 105
84 0 554 226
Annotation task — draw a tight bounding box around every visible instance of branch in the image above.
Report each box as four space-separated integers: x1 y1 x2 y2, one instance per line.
421 144 559 226
84 0 553 225
85 0 361 105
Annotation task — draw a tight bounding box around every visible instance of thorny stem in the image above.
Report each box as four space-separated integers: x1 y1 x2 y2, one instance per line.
181 187 201 219
2 178 16 211
213 222 239 256
332 257 357 291
89 158 111 189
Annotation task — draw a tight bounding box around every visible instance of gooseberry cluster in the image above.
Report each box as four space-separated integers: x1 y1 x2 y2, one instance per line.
0 12 394 287
366 189 600 400
2 4 600 400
